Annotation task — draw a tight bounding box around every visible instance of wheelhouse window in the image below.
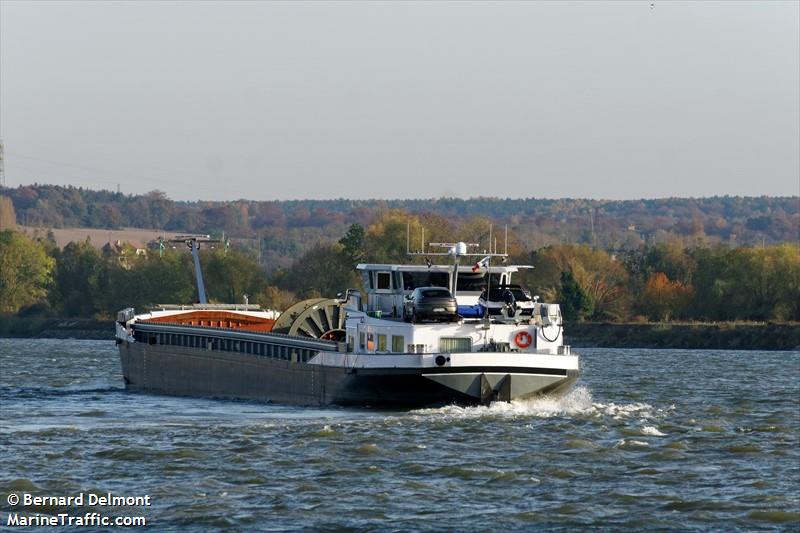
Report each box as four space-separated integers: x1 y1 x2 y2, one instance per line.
377 334 387 352
392 335 404 353
456 273 502 292
402 271 449 291
439 337 472 353
376 272 391 290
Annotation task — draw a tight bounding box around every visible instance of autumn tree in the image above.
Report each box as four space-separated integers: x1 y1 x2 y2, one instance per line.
364 210 423 263
527 245 630 321
256 286 298 312
641 272 694 321
0 196 16 229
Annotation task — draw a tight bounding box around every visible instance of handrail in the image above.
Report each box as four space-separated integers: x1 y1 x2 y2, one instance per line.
133 321 337 351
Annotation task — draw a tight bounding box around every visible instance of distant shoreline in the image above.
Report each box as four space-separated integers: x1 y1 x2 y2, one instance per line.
566 322 800 351
1 317 797 351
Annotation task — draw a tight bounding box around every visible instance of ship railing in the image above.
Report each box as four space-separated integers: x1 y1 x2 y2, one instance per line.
133 321 339 351
151 303 265 311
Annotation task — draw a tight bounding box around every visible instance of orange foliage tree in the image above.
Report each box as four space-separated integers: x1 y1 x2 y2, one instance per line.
642 272 694 321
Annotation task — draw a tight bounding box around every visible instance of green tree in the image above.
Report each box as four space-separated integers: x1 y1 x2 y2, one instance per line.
0 230 54 313
277 243 358 299
338 223 365 265
96 252 197 314
558 270 594 322
49 239 105 316
203 249 269 304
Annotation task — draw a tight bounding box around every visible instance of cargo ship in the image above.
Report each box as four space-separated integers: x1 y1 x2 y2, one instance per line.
115 235 579 407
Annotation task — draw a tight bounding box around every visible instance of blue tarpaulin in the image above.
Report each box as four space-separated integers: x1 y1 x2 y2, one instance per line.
458 304 485 318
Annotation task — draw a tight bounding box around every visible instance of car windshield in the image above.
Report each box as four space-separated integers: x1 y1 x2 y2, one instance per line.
421 289 452 298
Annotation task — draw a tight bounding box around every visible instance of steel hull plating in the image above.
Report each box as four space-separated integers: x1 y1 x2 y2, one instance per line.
118 343 577 407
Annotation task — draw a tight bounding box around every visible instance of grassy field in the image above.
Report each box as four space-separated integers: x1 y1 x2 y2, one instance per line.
19 226 182 249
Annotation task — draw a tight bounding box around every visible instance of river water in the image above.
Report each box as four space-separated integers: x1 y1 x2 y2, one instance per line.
1 339 798 530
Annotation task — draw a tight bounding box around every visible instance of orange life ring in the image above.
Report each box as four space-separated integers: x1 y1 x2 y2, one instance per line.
515 331 533 349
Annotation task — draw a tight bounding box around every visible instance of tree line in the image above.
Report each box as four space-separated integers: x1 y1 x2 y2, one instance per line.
2 185 798 254
2 209 798 322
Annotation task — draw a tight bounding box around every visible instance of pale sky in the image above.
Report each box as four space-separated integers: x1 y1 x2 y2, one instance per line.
1 1 798 201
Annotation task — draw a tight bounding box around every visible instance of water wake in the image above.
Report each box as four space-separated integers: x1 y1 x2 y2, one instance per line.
410 386 595 420
409 387 674 425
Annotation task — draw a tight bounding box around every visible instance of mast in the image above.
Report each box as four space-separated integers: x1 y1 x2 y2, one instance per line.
190 239 208 304
170 234 220 305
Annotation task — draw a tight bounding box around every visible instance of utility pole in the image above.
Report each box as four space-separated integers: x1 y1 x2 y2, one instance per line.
0 138 5 188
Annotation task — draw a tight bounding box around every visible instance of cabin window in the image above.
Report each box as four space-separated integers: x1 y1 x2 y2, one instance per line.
367 333 375 351
377 334 387 352
392 335 404 353
359 333 366 350
376 272 391 290
347 335 354 351
439 337 472 353
402 271 449 291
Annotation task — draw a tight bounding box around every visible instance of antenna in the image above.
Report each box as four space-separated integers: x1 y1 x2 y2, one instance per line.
406 220 510 299
406 221 410 255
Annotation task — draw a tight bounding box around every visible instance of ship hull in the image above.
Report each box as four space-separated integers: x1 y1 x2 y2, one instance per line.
119 342 577 408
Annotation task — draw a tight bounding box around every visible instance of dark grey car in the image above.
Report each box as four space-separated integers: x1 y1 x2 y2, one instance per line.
403 287 458 323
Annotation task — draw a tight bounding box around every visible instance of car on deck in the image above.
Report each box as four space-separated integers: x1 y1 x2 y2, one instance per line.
403 287 459 323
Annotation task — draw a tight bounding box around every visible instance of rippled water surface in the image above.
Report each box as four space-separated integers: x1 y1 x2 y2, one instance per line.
1 339 799 530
